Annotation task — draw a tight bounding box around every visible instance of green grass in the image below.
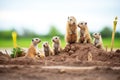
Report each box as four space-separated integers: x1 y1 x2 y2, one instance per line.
0 37 120 48
103 38 120 48
0 37 66 48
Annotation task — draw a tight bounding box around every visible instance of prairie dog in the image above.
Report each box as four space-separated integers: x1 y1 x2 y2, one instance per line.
25 38 41 58
65 16 78 44
52 36 62 55
78 21 91 43
92 33 103 48
42 42 53 56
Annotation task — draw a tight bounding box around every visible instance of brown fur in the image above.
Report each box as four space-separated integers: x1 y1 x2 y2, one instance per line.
25 38 41 58
43 42 53 56
92 33 103 48
52 36 62 55
65 16 78 44
78 21 91 43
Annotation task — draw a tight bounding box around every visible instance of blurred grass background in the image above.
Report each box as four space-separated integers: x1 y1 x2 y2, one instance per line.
0 26 120 48
0 37 120 48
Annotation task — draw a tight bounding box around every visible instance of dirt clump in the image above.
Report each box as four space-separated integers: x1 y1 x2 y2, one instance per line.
116 49 120 53
0 51 11 64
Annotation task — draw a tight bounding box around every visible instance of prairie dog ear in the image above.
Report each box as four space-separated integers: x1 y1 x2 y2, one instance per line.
99 33 101 36
78 23 81 27
32 39 34 42
39 39 41 42
51 37 53 40
68 16 69 19
92 33 95 36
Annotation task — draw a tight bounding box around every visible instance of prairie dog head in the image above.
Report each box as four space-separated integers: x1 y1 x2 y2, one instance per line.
52 36 60 44
42 42 50 48
78 21 87 30
92 33 101 39
32 38 41 46
68 16 77 25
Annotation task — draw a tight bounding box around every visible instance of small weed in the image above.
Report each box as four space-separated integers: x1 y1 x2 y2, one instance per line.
10 47 23 58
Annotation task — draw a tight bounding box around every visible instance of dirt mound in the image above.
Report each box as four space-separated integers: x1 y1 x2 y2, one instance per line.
0 43 120 66
41 43 120 66
63 43 120 63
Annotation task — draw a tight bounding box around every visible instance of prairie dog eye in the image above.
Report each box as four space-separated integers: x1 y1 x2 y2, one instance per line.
70 19 72 21
55 37 58 39
32 39 34 41
95 33 97 35
85 22 87 25
81 23 83 25
36 38 38 41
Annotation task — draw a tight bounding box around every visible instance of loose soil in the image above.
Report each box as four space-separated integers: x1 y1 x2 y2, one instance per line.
0 43 120 80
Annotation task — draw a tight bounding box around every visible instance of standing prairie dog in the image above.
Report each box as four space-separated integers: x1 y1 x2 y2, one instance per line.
78 21 91 43
42 42 53 56
52 36 62 55
92 33 103 48
25 38 41 58
65 16 78 44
